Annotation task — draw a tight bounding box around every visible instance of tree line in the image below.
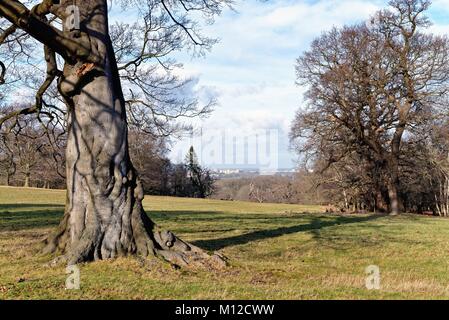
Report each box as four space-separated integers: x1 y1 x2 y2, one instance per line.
0 110 214 198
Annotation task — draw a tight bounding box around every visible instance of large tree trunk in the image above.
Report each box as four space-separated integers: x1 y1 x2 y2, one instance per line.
42 0 224 269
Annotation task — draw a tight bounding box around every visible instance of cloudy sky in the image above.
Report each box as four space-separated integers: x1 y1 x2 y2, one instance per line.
167 0 449 170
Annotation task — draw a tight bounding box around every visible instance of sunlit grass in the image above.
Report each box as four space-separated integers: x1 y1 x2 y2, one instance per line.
1 186 449 299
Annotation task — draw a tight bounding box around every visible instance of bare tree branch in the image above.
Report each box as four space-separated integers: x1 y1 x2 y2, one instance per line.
0 0 90 61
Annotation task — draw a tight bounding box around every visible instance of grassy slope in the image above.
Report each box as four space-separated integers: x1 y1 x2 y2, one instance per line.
1 186 449 299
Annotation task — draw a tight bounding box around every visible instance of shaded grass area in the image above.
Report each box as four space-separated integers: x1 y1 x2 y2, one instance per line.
192 215 382 251
0 204 64 231
1 186 449 299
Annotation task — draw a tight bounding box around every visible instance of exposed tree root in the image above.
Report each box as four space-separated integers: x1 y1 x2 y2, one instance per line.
42 201 227 270
151 230 227 270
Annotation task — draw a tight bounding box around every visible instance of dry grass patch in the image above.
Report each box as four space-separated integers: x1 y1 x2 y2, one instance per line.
1 186 449 299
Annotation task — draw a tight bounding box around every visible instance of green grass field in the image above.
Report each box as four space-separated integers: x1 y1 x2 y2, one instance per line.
1 186 449 299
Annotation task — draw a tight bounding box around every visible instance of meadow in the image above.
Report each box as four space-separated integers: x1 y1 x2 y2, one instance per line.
1 186 449 299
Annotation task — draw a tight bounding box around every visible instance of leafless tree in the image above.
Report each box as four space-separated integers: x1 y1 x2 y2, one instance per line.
0 0 231 267
292 0 449 214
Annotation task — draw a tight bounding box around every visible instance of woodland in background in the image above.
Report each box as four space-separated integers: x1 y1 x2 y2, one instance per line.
0 109 328 206
290 0 449 215
211 173 317 205
0 112 213 198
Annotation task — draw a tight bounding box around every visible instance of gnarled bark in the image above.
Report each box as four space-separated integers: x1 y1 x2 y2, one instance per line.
40 0 225 269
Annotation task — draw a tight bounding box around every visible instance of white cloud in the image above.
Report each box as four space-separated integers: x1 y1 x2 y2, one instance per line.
169 0 447 169
432 0 449 10
429 24 449 35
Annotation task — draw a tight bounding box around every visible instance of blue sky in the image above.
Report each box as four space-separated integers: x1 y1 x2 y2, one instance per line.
158 0 449 169
4 1 447 172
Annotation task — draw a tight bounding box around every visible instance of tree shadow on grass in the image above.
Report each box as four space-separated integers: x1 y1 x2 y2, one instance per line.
0 204 386 250
0 204 64 210
192 214 386 251
0 204 64 231
150 210 322 223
